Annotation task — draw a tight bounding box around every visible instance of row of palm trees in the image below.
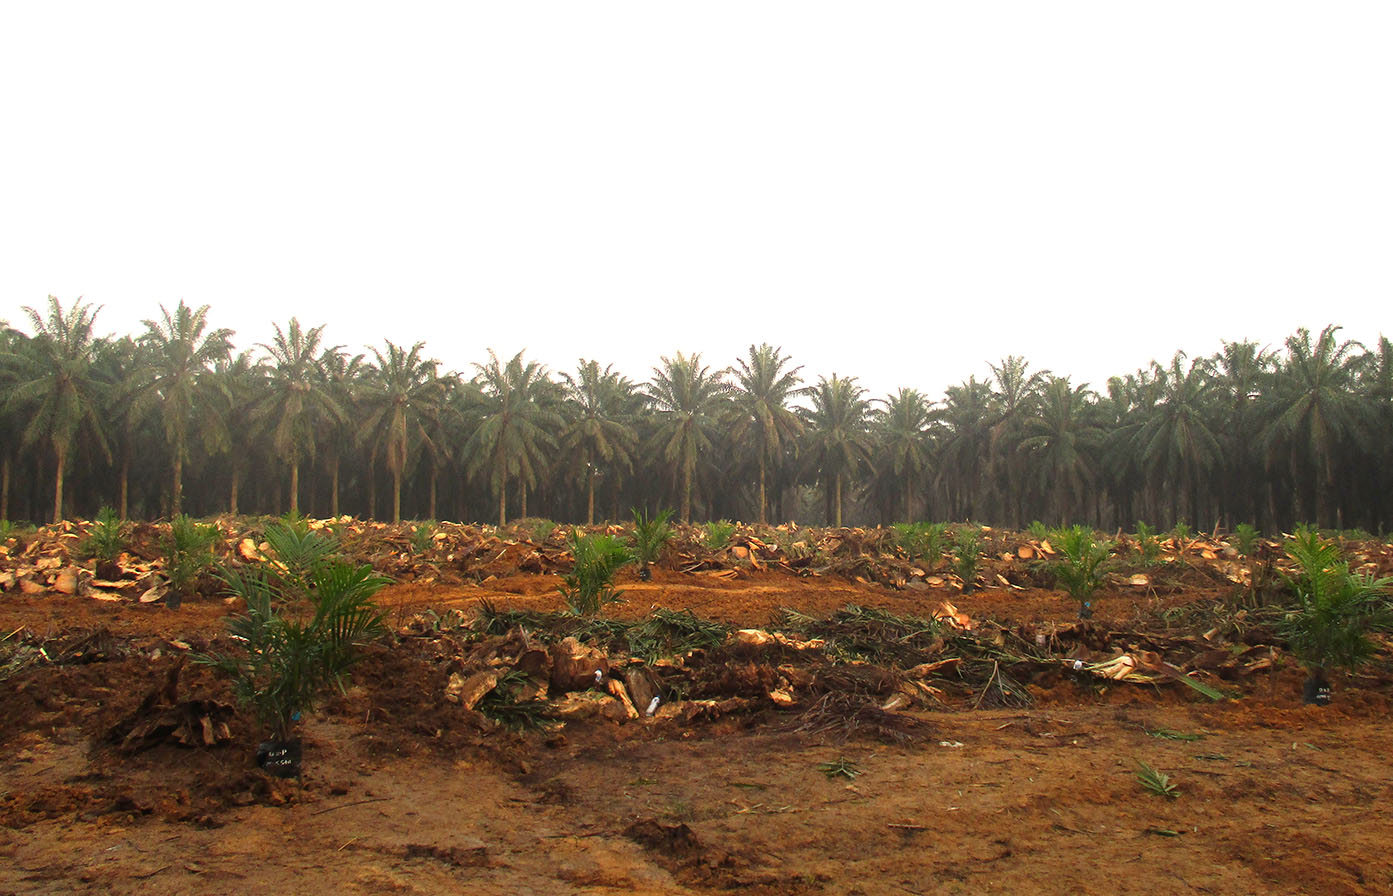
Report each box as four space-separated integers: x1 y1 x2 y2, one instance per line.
2 296 1389 533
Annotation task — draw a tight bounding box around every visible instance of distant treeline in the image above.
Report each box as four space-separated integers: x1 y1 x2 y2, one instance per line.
1 296 1389 534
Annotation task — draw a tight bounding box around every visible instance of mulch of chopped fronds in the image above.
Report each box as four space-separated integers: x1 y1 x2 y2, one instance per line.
794 691 933 744
479 669 553 730
772 604 943 666
625 609 729 663
958 659 1033 708
472 602 728 663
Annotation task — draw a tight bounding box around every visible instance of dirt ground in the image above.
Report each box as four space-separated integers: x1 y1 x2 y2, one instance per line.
3 572 1392 895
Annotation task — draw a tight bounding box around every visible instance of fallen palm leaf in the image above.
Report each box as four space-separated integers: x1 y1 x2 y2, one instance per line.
1135 760 1179 799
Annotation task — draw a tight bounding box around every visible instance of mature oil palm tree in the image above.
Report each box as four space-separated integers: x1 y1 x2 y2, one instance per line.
730 343 806 525
257 319 342 515
316 345 365 518
1261 325 1368 527
0 319 23 519
3 297 111 522
1357 336 1393 530
1210 340 1275 527
1017 376 1100 525
870 388 934 522
985 355 1048 526
209 350 265 515
801 374 873 527
137 301 234 515
645 352 731 523
90 336 148 519
466 350 562 526
1136 352 1220 527
934 376 993 521
360 341 445 523
559 360 638 525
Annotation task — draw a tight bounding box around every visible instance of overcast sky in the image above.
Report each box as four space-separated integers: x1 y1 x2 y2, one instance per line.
3 3 1389 400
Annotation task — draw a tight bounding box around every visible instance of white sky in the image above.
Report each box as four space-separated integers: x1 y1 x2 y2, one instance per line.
3 2 1390 400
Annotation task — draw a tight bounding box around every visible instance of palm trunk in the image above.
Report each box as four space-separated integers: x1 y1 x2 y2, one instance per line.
1 454 10 521
172 451 184 516
118 453 130 520
392 469 402 523
586 474 596 526
428 466 438 520
520 485 528 519
289 461 299 515
681 467 692 524
52 441 67 523
368 458 377 520
229 466 240 516
498 477 507 527
834 473 843 528
757 456 768 525
329 456 340 518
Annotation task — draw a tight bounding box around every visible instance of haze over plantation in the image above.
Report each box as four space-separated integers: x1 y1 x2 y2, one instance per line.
1 296 1388 533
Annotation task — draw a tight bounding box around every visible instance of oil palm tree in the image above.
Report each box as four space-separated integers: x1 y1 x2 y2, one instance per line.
1017 376 1100 525
466 350 562 526
870 387 934 522
209 350 265 515
801 374 873 527
985 355 1048 526
1211 340 1274 528
317 345 365 518
934 376 993 521
3 297 111 522
137 301 234 515
560 360 638 525
257 319 342 515
645 352 731 523
360 341 446 523
730 343 806 525
1261 325 1368 527
1136 352 1220 527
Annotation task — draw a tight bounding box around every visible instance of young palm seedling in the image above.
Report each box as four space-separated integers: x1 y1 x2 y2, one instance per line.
630 508 674 581
82 505 127 568
702 519 737 552
1134 521 1161 566
262 516 340 593
163 515 220 609
952 527 981 593
1051 525 1112 619
1281 527 1392 705
561 530 633 616
196 560 390 776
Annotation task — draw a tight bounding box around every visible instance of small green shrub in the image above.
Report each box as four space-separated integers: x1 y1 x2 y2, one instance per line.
561 531 633 616
1170 520 1192 542
82 506 127 563
1027 520 1049 541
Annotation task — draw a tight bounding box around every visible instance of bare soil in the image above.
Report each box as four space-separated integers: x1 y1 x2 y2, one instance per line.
3 571 1392 895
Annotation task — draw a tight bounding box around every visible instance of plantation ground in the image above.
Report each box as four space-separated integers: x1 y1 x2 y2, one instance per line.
3 531 1393 895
